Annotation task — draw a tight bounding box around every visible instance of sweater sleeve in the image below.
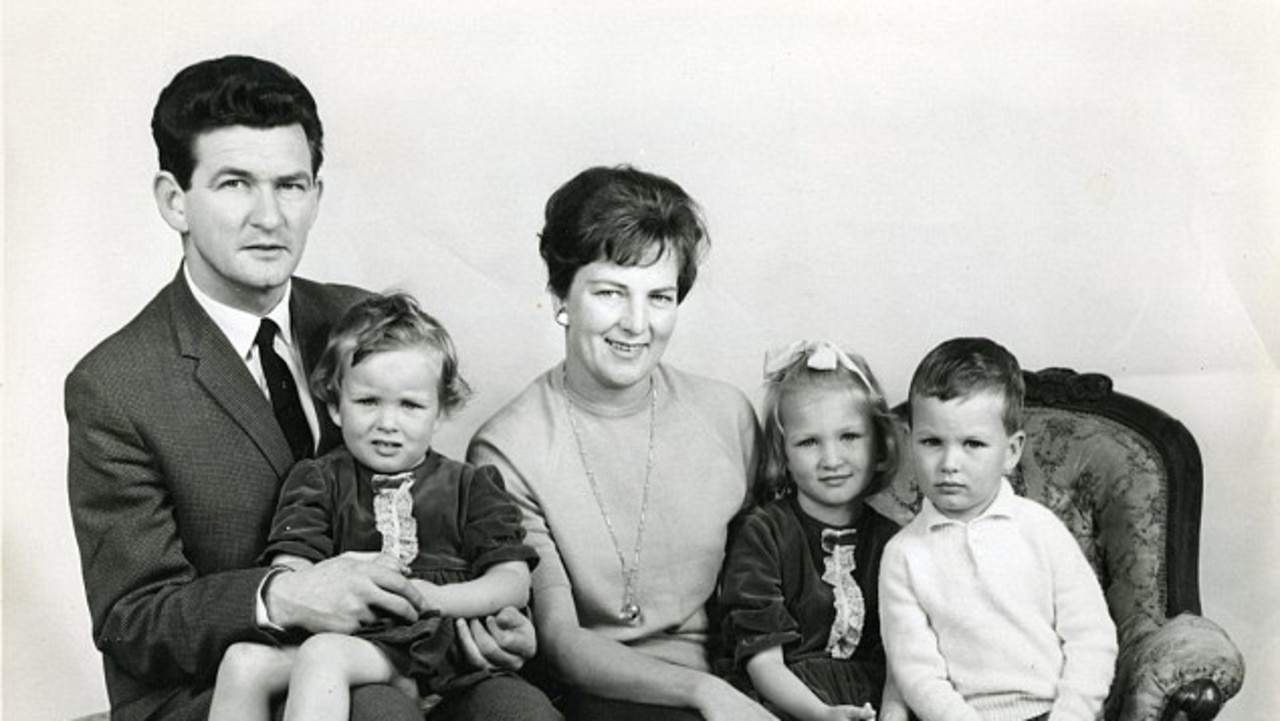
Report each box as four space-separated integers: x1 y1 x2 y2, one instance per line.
467 428 571 593
878 534 982 721
1043 518 1118 721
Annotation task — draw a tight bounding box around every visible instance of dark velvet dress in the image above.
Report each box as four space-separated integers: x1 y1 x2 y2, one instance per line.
263 447 537 695
720 496 899 715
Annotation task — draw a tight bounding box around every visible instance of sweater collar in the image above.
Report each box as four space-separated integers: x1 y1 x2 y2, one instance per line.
920 477 1017 530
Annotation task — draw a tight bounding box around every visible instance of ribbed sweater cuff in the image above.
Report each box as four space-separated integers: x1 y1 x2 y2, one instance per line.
971 694 1052 721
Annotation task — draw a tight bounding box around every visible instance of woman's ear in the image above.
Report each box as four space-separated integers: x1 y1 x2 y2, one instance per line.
327 402 342 428
554 307 569 327
153 171 189 233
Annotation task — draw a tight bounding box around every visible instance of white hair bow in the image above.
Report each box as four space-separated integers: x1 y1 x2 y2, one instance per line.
763 340 876 396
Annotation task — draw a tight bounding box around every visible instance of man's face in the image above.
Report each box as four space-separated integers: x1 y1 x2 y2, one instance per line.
162 124 320 314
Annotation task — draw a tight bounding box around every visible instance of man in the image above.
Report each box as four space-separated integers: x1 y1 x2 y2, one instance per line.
66 55 553 721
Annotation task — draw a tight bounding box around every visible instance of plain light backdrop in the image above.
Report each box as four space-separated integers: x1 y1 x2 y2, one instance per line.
4 1 1277 718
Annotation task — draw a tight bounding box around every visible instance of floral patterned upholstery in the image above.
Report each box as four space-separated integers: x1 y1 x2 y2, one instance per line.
871 368 1245 721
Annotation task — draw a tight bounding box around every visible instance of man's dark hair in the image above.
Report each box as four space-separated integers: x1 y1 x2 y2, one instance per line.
151 55 323 188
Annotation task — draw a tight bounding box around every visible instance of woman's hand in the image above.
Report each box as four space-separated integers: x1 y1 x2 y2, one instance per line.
454 606 536 671
692 675 778 721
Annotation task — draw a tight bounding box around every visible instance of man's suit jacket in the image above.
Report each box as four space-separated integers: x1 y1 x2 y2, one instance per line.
66 270 367 720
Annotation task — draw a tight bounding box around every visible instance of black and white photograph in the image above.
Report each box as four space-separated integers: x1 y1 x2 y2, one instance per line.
4 2 1276 719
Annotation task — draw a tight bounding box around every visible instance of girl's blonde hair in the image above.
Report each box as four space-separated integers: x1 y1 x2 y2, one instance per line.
757 342 899 505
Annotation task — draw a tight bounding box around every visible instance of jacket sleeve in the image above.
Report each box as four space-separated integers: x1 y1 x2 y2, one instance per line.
66 367 271 685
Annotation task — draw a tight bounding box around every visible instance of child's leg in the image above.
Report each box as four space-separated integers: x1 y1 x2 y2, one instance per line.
283 633 418 721
209 641 297 721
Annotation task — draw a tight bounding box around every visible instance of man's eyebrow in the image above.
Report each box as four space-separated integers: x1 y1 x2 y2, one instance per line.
206 167 314 184
208 166 253 180
275 170 314 184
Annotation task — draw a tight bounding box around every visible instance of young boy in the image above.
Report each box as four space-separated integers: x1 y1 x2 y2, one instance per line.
879 338 1117 721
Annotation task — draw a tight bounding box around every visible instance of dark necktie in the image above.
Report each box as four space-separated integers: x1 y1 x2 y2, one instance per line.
255 318 313 460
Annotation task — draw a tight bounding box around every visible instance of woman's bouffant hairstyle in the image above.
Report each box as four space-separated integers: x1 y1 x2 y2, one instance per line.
311 292 471 414
756 344 900 506
539 165 709 302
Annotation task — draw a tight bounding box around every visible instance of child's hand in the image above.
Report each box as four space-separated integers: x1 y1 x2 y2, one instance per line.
338 550 408 575
823 703 876 720
409 578 443 614
372 553 409 575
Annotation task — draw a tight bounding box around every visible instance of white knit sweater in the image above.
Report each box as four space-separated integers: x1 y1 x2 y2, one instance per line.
879 480 1117 721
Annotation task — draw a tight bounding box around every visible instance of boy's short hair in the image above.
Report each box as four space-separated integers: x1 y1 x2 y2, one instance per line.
908 337 1025 434
311 292 471 413
152 55 324 189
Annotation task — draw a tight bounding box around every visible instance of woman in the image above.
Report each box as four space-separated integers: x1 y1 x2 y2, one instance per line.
468 166 773 720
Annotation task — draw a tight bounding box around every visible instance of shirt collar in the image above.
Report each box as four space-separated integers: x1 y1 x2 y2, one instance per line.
920 477 1017 530
183 264 295 360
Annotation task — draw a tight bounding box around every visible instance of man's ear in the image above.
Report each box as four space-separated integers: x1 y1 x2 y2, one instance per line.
153 171 189 233
308 175 324 223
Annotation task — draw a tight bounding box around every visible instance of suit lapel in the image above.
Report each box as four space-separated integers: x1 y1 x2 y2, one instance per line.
168 272 297 478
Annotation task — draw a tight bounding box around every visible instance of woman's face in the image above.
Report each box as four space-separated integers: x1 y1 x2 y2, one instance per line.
561 249 681 402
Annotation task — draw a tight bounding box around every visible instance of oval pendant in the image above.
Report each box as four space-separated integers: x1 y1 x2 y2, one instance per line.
619 602 642 625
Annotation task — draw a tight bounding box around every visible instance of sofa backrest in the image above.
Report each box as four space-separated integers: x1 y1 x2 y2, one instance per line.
871 367 1204 625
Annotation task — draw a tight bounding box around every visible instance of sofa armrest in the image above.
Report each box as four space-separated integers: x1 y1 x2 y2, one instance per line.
1107 613 1244 721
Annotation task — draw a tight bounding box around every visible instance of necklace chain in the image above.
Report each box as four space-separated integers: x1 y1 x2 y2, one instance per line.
562 371 656 625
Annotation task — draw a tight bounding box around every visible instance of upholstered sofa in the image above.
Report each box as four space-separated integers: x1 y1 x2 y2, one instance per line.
871 367 1245 721
73 367 1246 721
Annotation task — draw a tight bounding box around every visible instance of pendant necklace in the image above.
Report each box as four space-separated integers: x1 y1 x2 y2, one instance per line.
563 370 656 626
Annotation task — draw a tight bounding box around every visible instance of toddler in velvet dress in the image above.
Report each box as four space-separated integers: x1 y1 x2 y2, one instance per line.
720 341 906 721
209 292 536 721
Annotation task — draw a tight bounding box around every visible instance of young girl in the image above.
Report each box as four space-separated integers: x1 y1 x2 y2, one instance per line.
209 292 537 721
720 340 906 721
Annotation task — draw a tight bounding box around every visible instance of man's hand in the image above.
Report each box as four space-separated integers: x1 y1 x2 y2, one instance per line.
454 606 536 671
265 552 424 633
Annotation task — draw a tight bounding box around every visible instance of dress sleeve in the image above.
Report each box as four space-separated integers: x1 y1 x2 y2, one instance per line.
720 512 802 667
261 460 337 564
461 465 540 575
